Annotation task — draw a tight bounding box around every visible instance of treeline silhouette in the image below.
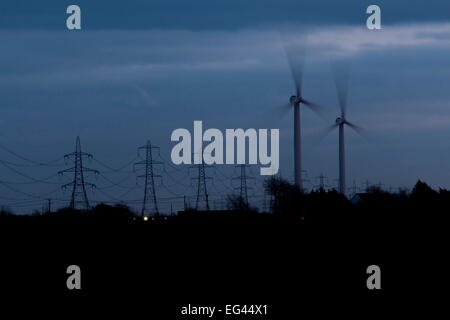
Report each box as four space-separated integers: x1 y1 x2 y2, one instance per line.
0 178 447 232
265 178 446 222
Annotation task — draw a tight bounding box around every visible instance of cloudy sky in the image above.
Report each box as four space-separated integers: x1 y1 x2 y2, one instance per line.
1 1 450 213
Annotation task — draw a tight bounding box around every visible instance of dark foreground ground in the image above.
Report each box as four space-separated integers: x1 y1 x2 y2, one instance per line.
0 205 446 317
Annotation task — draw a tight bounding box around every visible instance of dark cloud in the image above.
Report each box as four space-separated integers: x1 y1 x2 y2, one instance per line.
1 0 449 30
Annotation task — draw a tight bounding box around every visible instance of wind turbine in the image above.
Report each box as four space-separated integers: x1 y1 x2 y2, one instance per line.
283 46 323 190
327 68 364 195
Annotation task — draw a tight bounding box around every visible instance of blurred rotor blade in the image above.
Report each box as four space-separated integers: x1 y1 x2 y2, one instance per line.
313 123 339 143
301 98 321 108
332 63 350 118
345 121 368 139
284 42 306 97
301 98 328 121
261 103 293 122
277 102 293 118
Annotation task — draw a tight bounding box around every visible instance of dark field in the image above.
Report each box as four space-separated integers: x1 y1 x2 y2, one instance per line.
0 182 445 317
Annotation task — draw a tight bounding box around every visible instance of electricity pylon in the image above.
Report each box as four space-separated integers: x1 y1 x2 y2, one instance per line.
191 152 211 211
232 164 254 209
134 140 162 217
300 170 310 192
314 172 330 190
59 136 98 210
347 180 359 197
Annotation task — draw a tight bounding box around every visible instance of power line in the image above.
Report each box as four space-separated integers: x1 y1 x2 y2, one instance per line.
0 159 63 184
95 186 139 203
92 157 138 173
162 166 191 188
0 179 63 200
212 167 235 193
159 153 187 173
0 142 63 167
96 172 136 190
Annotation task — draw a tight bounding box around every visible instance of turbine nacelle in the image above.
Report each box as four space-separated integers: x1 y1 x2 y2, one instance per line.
335 117 344 125
290 95 304 105
290 95 298 104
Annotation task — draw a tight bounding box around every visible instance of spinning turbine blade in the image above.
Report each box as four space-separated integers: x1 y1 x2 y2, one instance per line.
301 98 327 120
332 63 350 118
280 102 293 114
258 103 292 127
315 123 339 142
345 120 367 139
271 103 293 119
284 42 305 97
301 98 319 107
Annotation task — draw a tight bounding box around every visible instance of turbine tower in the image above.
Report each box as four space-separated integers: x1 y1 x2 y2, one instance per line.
283 45 323 190
326 67 364 195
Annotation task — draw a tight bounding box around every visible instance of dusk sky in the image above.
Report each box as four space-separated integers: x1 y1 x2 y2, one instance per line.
1 1 450 213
